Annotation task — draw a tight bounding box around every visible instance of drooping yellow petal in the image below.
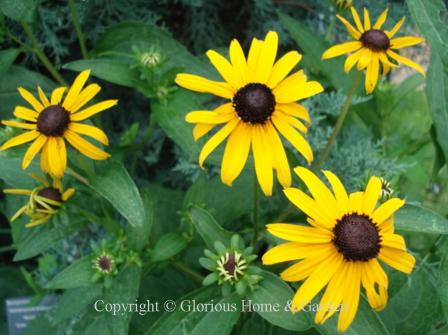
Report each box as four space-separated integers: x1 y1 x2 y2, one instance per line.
279 111 308 134
0 130 40 151
64 129 110 160
363 8 371 30
193 124 216 141
175 73 234 98
365 53 380 94
265 121 291 188
220 122 251 187
2 120 36 130
70 100 118 121
373 8 388 29
386 16 406 38
276 103 310 124
386 50 425 76
229 39 249 85
336 14 362 39
266 223 333 243
252 124 273 196
271 113 313 164
13 106 39 121
3 189 32 195
69 123 109 145
378 52 398 75
63 69 91 110
337 262 361 332
291 252 344 311
206 50 242 89
361 260 388 311
267 51 302 88
56 137 67 176
198 118 239 167
18 87 44 112
378 247 415 274
350 7 364 33
62 188 75 201
47 137 64 177
344 48 364 73
40 141 50 174
69 83 101 113
390 36 425 49
322 41 362 59
22 135 47 169
356 48 372 70
322 170 349 213
37 86 50 107
253 31 278 83
363 176 381 214
371 198 405 225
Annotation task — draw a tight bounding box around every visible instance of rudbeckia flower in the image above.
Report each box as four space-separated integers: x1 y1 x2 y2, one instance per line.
263 167 415 331
0 70 118 177
322 7 425 93
3 173 75 227
176 31 324 196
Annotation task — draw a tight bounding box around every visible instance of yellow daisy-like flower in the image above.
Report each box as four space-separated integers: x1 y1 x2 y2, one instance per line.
4 173 75 227
322 7 425 94
0 70 118 177
176 31 324 196
263 167 415 331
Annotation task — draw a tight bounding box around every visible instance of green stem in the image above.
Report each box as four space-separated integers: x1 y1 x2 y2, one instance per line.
5 30 34 52
325 14 336 41
0 245 15 253
68 0 88 59
313 71 362 171
252 173 260 246
66 167 90 185
173 261 203 283
20 21 67 86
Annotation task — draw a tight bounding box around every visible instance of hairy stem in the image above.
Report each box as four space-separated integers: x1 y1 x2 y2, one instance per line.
252 173 260 246
68 0 89 59
173 260 204 283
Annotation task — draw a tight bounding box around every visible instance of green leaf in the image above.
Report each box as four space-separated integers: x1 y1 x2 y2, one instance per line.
104 266 142 335
151 232 189 262
0 0 36 22
395 204 448 234
439 240 448 321
0 154 41 188
146 286 240 335
278 12 356 92
53 285 103 323
64 59 141 87
406 0 448 66
188 205 234 249
248 271 311 331
426 52 448 163
14 222 84 261
89 161 147 237
128 189 154 251
0 48 20 73
46 255 95 289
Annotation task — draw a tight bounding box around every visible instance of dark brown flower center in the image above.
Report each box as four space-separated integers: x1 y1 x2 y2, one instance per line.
333 214 380 261
98 255 112 271
232 83 275 124
37 187 62 209
360 29 390 51
223 252 237 275
37 105 70 136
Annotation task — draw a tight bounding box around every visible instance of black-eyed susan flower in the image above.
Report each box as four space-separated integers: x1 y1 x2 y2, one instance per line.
4 173 75 227
0 70 118 177
263 167 415 331
176 31 324 196
322 7 425 93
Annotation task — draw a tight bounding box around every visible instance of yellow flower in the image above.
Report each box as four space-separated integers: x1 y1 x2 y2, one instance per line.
322 7 425 94
4 173 75 227
176 31 324 196
263 167 415 331
0 70 118 177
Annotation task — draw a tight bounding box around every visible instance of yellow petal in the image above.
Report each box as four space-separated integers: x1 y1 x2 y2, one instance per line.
390 36 425 49
69 123 109 145
2 120 36 130
18 87 44 112
336 14 362 39
267 51 302 88
0 130 40 151
56 137 67 177
229 39 249 85
70 83 101 113
378 247 415 274
349 191 364 214
380 233 406 251
185 111 235 124
198 118 239 167
70 100 118 121
40 141 50 174
322 41 362 59
344 48 364 73
3 189 32 195
271 113 313 164
63 69 91 110
193 124 216 141
356 48 372 70
37 86 50 107
279 111 308 134
22 135 47 169
371 198 405 225
247 38 262 73
13 106 39 121
47 137 64 178
337 262 361 332
253 31 278 83
277 103 310 124
386 16 405 38
50 87 67 105
175 73 234 98
266 223 333 243
386 50 425 76
64 129 110 160
265 121 291 188
322 170 349 213
363 176 381 214
263 242 331 265
350 6 364 33
206 50 242 88
363 8 371 30
373 8 388 29
220 122 251 187
252 124 273 196
365 53 380 94
274 79 324 103
62 188 76 201
361 260 388 311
